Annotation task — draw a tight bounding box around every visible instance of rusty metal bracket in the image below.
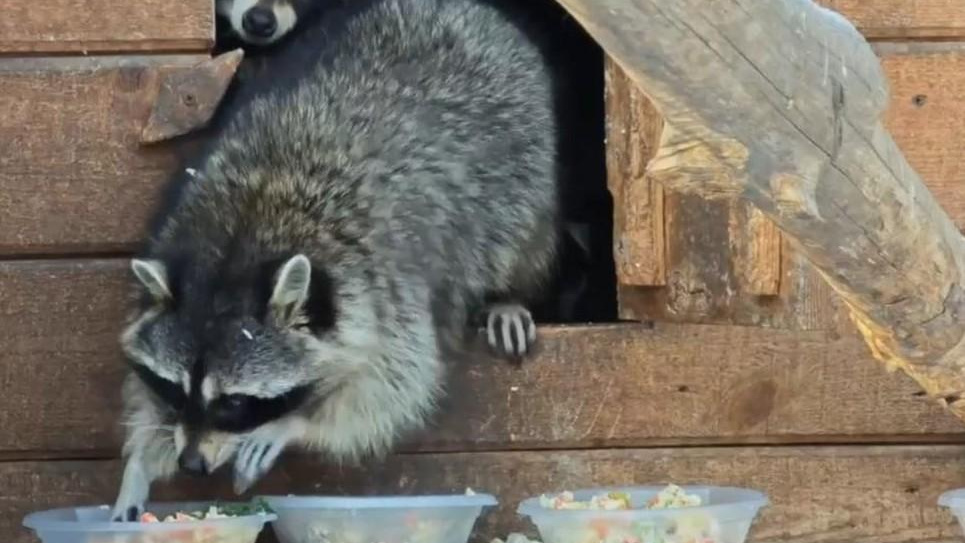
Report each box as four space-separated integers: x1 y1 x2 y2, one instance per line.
140 49 244 144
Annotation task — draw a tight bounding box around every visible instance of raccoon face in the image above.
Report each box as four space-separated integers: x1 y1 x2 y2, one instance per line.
121 254 337 474
216 0 317 45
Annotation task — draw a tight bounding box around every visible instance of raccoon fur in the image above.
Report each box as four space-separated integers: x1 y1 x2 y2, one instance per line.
113 0 559 521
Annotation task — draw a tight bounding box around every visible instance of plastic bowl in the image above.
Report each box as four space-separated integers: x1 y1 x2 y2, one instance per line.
939 489 965 532
23 501 276 543
517 486 768 543
261 493 498 543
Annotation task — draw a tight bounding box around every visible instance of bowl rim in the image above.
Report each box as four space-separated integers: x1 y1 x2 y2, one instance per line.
23 502 277 533
939 488 965 508
258 493 498 510
517 485 768 521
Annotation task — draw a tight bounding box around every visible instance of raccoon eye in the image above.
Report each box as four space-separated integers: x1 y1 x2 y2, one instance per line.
129 362 188 411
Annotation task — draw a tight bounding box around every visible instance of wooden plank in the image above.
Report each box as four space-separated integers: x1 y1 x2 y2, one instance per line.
1 259 962 458
732 206 783 297
616 191 839 330
879 44 965 234
819 0 965 40
563 0 965 413
6 446 965 542
0 57 204 255
605 57 665 286
609 44 965 327
1 0 213 54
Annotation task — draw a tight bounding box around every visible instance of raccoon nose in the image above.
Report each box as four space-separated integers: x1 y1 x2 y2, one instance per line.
242 7 277 38
178 449 209 476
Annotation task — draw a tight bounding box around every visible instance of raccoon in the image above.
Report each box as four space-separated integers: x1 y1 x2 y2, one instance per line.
215 0 332 47
112 0 559 521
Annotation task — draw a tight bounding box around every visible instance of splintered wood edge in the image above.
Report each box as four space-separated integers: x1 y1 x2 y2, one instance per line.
552 0 965 418
140 49 244 144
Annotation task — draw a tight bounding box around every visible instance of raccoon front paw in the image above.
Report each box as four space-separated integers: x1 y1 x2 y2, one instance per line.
111 461 150 522
233 425 296 495
485 303 537 360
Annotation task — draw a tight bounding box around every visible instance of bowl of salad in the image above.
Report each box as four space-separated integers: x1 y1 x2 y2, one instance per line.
260 491 497 543
23 500 276 543
517 484 767 543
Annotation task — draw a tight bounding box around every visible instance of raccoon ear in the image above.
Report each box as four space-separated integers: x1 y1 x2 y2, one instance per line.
131 259 172 302
270 254 312 323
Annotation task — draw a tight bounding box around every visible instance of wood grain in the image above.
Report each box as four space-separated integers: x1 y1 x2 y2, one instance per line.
0 56 204 255
1 259 962 458
561 0 965 414
1 0 213 54
820 0 965 39
879 44 965 234
605 57 665 286
8 446 965 543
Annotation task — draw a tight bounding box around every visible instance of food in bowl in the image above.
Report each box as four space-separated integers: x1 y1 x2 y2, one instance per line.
262 493 498 543
137 500 274 524
518 485 767 543
24 501 276 543
538 485 701 512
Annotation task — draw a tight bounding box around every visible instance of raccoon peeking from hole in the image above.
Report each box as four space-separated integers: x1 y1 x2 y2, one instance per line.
215 0 332 47
112 0 561 521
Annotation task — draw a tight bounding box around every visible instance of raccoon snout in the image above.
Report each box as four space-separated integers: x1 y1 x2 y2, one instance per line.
177 448 209 477
243 7 277 38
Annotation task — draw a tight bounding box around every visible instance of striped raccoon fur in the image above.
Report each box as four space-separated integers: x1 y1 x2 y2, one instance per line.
112 0 559 520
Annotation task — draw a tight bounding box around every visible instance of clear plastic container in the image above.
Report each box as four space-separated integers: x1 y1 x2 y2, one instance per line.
517 486 767 543
23 502 276 543
939 489 965 532
261 493 498 543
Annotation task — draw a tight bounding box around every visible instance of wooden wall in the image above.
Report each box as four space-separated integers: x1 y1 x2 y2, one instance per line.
4 1 965 543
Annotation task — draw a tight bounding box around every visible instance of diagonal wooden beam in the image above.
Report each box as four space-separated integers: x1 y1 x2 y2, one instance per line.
555 0 965 415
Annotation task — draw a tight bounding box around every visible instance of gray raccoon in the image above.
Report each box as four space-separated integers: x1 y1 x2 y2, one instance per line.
112 0 559 520
216 0 329 45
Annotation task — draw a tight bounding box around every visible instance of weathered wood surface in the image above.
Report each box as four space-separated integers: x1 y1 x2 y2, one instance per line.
607 44 965 329
8 446 965 543
820 0 965 39
1 0 213 54
0 56 206 255
605 60 666 287
571 0 965 413
2 259 963 457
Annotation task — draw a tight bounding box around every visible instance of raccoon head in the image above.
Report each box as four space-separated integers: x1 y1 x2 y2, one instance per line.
120 254 337 475
216 0 320 45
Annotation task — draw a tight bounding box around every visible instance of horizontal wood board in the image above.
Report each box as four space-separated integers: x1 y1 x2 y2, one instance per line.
1 259 963 457
0 57 203 255
8 446 965 543
820 0 965 39
1 49 964 256
0 0 213 54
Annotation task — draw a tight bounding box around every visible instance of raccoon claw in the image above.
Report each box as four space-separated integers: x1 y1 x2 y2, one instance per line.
485 303 537 360
233 434 288 495
110 504 144 523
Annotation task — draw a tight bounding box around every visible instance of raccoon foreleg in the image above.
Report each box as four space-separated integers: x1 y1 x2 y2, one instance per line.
485 302 537 360
111 439 178 521
232 419 307 494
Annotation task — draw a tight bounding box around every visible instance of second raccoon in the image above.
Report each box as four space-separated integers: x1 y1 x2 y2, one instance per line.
113 0 560 520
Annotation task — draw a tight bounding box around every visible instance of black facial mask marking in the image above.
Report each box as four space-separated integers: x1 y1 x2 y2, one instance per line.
128 361 187 411
206 385 314 432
